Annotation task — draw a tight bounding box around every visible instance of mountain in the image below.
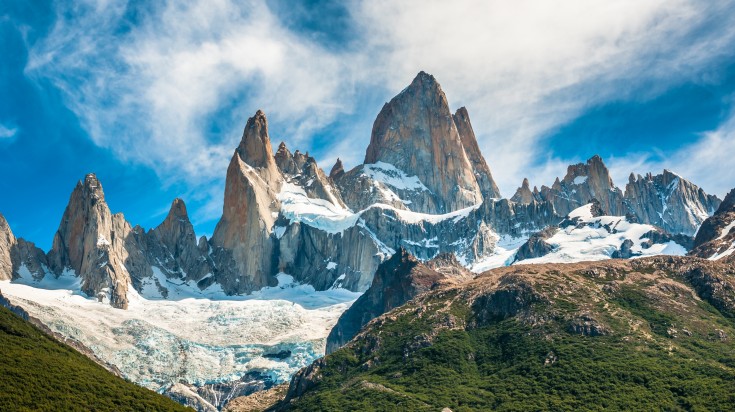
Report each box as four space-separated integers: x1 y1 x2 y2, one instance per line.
0 70 729 411
537 155 626 217
512 202 687 264
326 249 470 354
624 170 720 236
690 188 735 262
211 110 282 293
0 213 49 282
0 72 723 311
362 71 485 213
0 295 189 411
279 256 735 411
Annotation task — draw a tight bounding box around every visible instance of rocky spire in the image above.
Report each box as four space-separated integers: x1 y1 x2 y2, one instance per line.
329 158 345 180
511 178 536 204
211 111 283 292
453 106 501 199
0 213 16 281
625 169 721 236
236 110 280 185
153 199 196 263
539 155 625 217
47 174 135 309
363 71 482 213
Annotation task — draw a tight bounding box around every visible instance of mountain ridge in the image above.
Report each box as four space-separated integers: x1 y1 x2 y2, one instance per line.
0 71 724 310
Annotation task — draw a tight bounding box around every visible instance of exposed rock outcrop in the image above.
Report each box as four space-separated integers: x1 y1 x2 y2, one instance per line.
326 248 463 354
690 188 735 261
47 174 138 309
510 178 540 205
364 71 483 213
146 198 215 287
624 170 721 236
211 110 282 293
0 214 16 280
513 226 558 262
453 106 501 199
538 155 625 217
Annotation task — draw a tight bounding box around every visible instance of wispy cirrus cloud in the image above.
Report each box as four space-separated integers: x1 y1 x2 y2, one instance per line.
352 0 735 195
22 0 735 223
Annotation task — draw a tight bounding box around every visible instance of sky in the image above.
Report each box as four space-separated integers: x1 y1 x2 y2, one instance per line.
2 0 735 250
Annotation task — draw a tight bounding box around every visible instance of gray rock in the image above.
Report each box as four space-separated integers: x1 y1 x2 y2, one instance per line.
624 170 721 236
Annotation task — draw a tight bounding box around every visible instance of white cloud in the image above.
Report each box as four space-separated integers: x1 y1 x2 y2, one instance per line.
0 123 17 139
352 0 735 195
25 0 361 188
23 0 735 217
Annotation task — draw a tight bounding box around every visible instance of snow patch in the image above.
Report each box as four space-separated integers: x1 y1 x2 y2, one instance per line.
717 220 735 240
97 235 110 246
517 205 687 265
0 274 362 394
277 182 359 234
362 162 429 192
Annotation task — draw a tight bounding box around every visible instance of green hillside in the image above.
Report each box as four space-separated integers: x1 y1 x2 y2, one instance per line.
280 257 735 411
0 304 190 412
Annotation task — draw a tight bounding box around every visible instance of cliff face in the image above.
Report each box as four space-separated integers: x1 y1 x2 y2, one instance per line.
690 188 735 262
0 214 16 280
538 155 625 217
364 71 483 214
624 170 721 236
47 174 138 309
326 248 468 354
211 110 282 293
453 106 502 199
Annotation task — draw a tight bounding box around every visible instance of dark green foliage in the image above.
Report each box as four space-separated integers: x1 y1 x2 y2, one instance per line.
0 306 190 412
286 282 735 411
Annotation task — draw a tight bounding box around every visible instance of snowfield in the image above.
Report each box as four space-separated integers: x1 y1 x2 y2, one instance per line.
517 204 687 265
0 272 360 393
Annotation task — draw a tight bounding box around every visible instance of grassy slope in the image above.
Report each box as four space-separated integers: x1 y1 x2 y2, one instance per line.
0 305 190 412
285 259 735 411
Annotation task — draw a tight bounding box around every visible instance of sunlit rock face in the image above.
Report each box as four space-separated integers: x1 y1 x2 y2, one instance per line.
364 71 484 214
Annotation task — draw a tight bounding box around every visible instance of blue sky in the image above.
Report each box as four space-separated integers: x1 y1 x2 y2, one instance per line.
2 0 735 250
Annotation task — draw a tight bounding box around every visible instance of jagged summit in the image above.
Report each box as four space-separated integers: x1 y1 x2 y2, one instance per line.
511 178 538 204
363 71 483 213
537 155 625 217
236 110 277 172
329 158 344 180
453 106 502 199
624 168 720 236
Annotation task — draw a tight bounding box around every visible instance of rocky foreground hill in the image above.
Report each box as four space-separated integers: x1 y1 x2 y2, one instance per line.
272 256 735 411
0 71 723 311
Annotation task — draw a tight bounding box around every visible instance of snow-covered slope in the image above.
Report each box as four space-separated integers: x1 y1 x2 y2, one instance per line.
0 272 359 399
516 204 687 265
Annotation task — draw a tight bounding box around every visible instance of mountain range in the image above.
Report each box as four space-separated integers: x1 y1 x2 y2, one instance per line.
0 72 724 310
1 71 734 411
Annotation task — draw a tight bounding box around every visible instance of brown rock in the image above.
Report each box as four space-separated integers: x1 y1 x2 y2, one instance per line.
364 71 483 213
47 174 136 309
0 213 16 280
453 106 501 199
211 111 283 293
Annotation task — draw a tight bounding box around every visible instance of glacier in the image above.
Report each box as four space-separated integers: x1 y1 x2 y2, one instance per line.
0 271 360 395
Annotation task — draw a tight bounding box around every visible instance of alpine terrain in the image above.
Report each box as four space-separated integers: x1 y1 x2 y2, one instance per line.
0 72 732 411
